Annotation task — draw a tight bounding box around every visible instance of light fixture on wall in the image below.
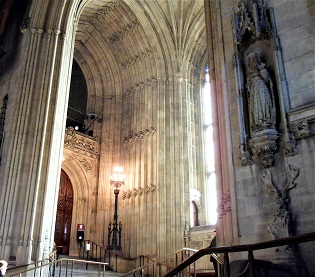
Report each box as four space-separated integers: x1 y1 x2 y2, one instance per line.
107 166 125 252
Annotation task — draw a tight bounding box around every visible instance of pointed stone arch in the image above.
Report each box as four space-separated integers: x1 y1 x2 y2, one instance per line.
61 150 95 255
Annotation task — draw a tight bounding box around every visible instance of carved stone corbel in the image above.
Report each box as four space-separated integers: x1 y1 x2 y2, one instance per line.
290 120 311 140
249 128 278 167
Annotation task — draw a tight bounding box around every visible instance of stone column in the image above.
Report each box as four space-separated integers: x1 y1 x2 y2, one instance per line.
1 21 76 265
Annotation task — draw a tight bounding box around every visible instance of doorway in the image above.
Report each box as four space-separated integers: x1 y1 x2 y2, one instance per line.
54 169 74 255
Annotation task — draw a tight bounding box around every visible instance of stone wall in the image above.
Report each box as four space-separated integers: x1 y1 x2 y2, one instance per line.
210 0 315 274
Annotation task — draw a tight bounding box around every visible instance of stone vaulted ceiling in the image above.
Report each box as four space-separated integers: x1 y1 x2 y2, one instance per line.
74 0 207 103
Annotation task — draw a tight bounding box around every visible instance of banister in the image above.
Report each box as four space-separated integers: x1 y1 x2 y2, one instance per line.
139 255 174 269
212 253 224 265
84 239 107 250
6 247 59 272
163 231 315 277
122 248 199 276
7 258 108 276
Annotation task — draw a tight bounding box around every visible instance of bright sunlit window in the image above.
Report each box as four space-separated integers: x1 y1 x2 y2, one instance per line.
204 66 217 225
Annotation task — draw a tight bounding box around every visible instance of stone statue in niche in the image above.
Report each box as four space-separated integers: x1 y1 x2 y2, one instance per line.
261 165 300 264
246 52 279 167
246 52 276 133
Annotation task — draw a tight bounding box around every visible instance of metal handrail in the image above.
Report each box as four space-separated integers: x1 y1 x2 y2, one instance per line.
121 248 199 277
163 231 315 277
6 248 58 273
80 239 111 262
139 255 173 269
7 258 108 277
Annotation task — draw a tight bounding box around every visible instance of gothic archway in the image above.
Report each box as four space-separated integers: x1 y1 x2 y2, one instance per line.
54 169 74 255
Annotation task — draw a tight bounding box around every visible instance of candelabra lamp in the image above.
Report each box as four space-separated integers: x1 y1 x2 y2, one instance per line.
107 167 125 252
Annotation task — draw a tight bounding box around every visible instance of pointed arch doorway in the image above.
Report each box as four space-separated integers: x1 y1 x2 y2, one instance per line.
54 169 74 255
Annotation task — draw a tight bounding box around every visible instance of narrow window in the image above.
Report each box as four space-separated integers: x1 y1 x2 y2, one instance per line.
203 66 217 225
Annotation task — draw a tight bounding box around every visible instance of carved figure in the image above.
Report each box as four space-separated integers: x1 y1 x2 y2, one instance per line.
261 165 299 263
246 53 276 132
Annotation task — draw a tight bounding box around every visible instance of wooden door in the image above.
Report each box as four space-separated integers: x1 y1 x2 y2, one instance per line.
54 170 73 255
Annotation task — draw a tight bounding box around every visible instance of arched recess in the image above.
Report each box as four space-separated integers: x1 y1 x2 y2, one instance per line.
54 169 73 255
190 201 199 227
61 151 92 255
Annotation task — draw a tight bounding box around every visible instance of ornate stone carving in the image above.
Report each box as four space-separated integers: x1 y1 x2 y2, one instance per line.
121 184 156 200
240 150 254 166
121 190 130 199
244 51 279 167
233 1 298 166
20 17 31 33
218 190 231 219
191 241 203 250
132 188 138 198
144 184 151 194
91 0 120 22
125 77 156 97
124 127 156 145
233 0 274 47
184 225 190 247
290 120 311 140
261 165 300 263
138 187 144 196
78 158 92 173
249 128 278 167
109 20 139 44
121 48 152 70
283 134 299 157
64 127 99 158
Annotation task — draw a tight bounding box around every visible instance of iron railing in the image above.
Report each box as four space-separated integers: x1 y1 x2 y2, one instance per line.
6 258 108 277
121 247 202 277
80 239 122 271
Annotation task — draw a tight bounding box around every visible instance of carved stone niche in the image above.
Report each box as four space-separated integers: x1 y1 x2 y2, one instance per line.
233 0 298 168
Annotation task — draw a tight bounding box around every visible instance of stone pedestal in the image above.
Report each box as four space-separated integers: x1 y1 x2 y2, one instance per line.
249 128 278 168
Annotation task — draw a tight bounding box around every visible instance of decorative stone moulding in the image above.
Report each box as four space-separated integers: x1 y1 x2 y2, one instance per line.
233 0 298 168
